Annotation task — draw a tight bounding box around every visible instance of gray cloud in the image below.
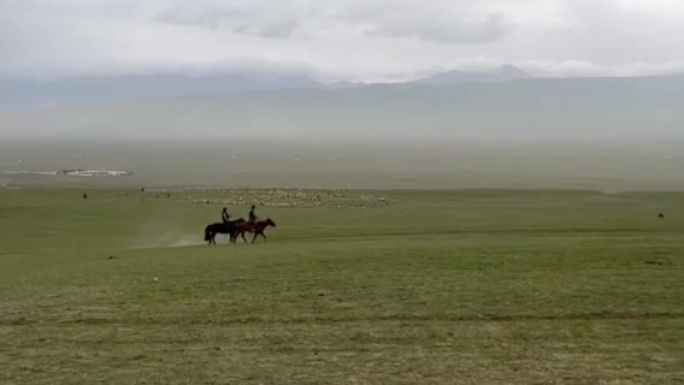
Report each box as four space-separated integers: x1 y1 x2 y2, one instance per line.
153 1 515 44
1 0 684 80
156 5 300 39
362 12 510 44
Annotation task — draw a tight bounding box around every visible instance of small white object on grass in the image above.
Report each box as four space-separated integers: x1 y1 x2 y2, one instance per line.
154 277 159 282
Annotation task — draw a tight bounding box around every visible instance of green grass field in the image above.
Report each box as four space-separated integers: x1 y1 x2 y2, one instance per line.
1 188 682 384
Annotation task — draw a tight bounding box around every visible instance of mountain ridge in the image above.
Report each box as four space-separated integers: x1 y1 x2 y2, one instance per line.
5 64 683 110
411 64 531 85
2 72 682 140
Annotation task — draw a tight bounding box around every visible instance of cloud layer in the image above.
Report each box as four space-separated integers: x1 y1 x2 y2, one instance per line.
2 0 684 80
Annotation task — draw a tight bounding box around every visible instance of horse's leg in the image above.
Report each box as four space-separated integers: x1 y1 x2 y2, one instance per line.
241 231 249 243
260 232 268 243
251 232 258 243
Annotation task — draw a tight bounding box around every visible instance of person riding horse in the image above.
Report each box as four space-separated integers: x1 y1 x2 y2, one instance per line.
205 208 246 245
248 205 258 228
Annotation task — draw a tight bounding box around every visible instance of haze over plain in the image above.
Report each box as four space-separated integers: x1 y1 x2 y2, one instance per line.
0 0 682 189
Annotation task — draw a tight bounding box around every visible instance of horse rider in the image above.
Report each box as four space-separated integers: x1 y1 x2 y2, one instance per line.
248 204 258 228
222 207 231 224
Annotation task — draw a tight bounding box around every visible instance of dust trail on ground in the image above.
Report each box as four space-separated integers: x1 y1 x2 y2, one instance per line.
128 227 206 250
131 233 205 249
126 208 209 250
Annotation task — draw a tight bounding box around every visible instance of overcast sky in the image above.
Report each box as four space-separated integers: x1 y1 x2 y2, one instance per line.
2 0 684 81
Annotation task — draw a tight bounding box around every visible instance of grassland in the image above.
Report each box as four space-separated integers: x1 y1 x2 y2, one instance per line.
1 187 682 384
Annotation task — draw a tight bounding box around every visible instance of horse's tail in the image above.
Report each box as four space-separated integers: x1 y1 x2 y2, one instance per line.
204 225 212 242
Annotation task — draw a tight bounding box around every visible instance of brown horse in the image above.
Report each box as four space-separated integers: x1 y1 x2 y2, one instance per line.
231 218 277 243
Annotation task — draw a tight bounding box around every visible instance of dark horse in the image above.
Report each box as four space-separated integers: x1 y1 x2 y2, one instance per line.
204 218 245 245
232 218 277 243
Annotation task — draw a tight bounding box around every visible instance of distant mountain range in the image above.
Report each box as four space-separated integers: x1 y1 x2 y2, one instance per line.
3 71 683 140
411 64 530 85
0 65 534 110
0 72 322 110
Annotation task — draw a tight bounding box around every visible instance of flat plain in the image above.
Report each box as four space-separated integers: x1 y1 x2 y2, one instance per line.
1 187 683 384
